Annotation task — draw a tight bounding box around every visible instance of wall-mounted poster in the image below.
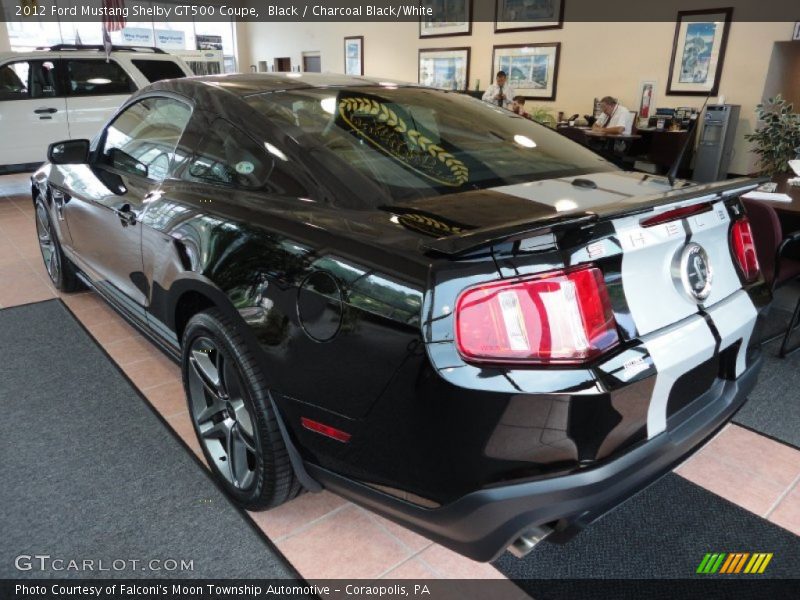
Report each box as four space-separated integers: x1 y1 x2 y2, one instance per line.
419 0 472 38
495 0 564 33
418 47 470 91
344 36 364 76
666 8 733 96
491 43 560 100
121 27 154 46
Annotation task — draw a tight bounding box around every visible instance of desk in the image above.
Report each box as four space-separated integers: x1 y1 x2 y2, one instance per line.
766 173 800 216
756 174 800 248
556 126 641 168
636 128 695 175
556 125 695 178
583 130 642 141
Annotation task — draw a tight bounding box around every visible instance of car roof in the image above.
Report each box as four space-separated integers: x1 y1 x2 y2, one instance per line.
0 49 181 61
157 72 416 97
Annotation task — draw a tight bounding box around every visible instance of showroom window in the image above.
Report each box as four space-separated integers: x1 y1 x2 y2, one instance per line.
184 119 273 189
65 59 136 96
100 96 192 181
0 60 60 100
131 59 187 83
5 0 237 73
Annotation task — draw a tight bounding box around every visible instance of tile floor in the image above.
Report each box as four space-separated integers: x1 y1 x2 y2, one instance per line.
1 171 798 582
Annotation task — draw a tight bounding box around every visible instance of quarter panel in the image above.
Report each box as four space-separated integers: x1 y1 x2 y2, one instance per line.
143 182 426 419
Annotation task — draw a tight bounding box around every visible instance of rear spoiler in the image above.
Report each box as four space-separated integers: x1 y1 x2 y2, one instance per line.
422 177 763 257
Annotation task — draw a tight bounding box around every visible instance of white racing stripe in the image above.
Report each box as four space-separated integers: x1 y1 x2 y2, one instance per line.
613 198 759 438
641 314 716 438
706 290 759 377
489 172 674 211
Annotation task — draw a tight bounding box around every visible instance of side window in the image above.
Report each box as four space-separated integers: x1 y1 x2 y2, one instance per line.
65 59 135 96
0 60 59 100
184 119 273 189
131 59 187 83
100 96 192 182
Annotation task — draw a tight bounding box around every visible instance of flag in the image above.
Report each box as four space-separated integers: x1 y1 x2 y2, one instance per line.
103 25 112 62
101 0 126 60
102 0 126 32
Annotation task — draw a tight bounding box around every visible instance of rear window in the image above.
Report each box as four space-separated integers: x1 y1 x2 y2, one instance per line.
132 59 186 83
246 86 614 204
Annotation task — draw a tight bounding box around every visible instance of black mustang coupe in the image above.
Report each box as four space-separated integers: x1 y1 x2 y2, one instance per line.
33 73 769 561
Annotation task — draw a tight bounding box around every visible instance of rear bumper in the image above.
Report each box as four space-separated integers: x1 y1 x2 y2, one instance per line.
307 354 762 562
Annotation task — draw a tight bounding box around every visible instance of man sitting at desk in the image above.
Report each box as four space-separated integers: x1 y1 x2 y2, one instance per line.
592 95 633 135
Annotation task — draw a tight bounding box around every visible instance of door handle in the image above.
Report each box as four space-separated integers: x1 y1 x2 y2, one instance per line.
34 107 58 114
116 204 137 226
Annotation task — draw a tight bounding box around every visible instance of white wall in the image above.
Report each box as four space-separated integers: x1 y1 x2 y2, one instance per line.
239 20 798 175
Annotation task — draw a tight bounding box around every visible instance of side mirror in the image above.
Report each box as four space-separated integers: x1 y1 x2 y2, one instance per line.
48 139 90 165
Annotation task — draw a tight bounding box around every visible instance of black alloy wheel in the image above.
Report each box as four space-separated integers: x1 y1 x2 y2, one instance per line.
187 334 259 490
181 308 300 509
34 195 80 292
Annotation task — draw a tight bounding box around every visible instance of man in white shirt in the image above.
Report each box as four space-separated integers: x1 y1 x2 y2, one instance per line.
592 96 633 135
482 71 516 109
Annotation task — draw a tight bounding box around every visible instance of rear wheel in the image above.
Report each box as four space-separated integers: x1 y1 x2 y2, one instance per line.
34 195 80 292
181 308 300 509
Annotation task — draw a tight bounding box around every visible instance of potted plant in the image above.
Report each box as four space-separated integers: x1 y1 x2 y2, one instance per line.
527 106 556 128
744 94 800 176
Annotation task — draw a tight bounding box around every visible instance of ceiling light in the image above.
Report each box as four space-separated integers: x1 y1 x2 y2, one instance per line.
265 142 287 161
320 97 337 114
514 134 537 148
555 199 578 212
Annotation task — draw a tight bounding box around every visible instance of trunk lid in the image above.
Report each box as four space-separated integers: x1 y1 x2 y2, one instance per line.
406 171 760 343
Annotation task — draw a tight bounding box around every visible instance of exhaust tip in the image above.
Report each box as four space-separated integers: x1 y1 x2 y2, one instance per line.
508 525 553 559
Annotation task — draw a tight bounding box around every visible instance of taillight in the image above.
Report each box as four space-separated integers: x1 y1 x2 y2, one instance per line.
455 266 619 365
730 217 760 282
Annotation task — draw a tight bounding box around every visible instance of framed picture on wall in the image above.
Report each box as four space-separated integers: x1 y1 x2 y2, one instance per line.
419 0 472 38
418 47 470 90
637 80 656 127
344 36 364 76
491 43 560 100
494 0 564 33
666 8 733 96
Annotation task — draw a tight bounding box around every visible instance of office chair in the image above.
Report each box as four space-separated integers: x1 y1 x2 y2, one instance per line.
742 198 800 357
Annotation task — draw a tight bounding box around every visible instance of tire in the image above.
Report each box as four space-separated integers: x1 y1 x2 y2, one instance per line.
181 308 300 509
34 195 81 292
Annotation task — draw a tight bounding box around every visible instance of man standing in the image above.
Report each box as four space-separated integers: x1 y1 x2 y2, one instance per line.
482 71 516 109
592 96 633 135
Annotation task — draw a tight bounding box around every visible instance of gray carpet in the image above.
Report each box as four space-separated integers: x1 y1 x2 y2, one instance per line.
495 474 799 594
0 299 298 580
734 286 800 449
